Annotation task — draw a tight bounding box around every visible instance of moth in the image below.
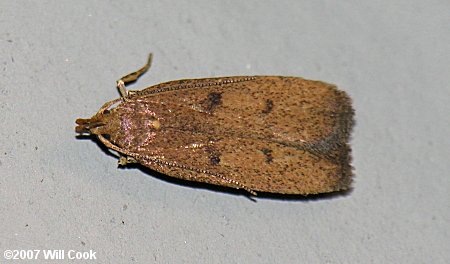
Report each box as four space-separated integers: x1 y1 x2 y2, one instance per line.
76 54 354 195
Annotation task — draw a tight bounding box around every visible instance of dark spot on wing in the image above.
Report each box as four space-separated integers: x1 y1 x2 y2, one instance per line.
210 155 221 165
203 92 223 113
261 148 273 164
205 144 221 165
262 99 273 114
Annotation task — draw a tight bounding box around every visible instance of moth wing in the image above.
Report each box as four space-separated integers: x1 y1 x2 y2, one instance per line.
132 132 351 194
115 76 353 194
135 76 352 144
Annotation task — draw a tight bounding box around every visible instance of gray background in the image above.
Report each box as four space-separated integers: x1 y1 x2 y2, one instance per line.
1 1 449 263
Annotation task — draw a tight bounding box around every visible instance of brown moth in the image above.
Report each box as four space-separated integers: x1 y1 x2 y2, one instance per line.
76 54 354 195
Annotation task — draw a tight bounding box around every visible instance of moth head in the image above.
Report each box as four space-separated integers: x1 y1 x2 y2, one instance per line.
75 109 113 135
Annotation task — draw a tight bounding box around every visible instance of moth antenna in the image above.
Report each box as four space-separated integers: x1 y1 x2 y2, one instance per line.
98 134 136 158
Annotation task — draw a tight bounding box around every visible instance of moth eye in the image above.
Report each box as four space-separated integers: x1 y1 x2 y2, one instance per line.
103 109 110 115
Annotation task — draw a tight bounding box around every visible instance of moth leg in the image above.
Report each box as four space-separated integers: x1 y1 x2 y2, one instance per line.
117 53 153 99
118 155 138 166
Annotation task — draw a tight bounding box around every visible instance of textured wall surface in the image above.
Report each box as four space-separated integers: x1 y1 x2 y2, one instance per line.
1 1 449 263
